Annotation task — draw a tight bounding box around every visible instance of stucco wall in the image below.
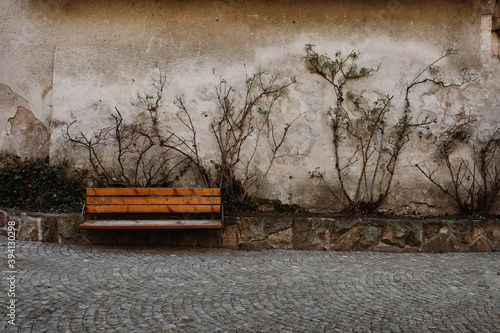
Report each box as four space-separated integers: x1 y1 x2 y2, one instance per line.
1 0 499 214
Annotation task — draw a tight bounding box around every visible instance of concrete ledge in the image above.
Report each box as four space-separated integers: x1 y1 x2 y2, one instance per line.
1 208 499 252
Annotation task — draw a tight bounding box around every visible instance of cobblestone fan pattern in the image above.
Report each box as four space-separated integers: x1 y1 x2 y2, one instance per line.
1 236 500 332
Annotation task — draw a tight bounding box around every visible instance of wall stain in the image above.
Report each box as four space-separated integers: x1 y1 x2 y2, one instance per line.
8 106 50 159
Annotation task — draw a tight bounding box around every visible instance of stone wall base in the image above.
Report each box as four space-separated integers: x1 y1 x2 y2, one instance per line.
1 208 498 252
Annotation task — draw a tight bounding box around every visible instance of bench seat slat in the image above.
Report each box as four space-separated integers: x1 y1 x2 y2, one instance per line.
87 196 221 205
86 204 221 214
79 219 222 229
81 187 222 230
86 188 220 197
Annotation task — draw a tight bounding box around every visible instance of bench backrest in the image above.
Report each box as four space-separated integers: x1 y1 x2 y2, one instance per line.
85 188 221 214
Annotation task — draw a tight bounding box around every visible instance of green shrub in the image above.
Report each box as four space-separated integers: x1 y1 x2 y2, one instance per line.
0 155 86 213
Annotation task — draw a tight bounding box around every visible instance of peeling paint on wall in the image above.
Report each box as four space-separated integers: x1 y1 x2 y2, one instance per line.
7 106 50 159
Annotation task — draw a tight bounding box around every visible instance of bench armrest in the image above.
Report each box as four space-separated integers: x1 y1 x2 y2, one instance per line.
221 203 224 229
80 203 86 225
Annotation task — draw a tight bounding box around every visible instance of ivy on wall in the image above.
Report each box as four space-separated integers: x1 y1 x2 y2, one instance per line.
0 155 86 213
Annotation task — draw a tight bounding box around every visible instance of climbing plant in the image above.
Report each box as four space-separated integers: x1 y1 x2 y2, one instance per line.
67 70 302 212
416 116 500 216
306 44 473 214
67 72 211 188
177 72 302 211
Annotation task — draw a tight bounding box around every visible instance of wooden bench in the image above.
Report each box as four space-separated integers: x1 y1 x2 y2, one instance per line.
79 188 223 229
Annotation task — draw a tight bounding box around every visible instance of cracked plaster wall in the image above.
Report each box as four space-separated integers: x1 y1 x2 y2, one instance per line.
1 0 500 214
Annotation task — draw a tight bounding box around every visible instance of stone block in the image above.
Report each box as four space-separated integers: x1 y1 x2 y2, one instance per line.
457 222 492 252
361 226 382 247
238 217 266 243
57 215 82 244
268 228 292 250
480 220 500 251
464 225 483 244
330 226 365 251
422 222 466 253
330 224 382 251
292 218 331 250
222 225 239 249
381 221 422 248
265 218 293 236
468 235 492 252
17 214 40 241
331 219 360 242
41 216 58 243
431 221 492 252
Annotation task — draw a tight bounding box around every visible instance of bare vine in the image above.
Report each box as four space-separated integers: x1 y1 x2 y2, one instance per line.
416 116 500 216
210 72 301 206
66 72 208 187
305 44 469 214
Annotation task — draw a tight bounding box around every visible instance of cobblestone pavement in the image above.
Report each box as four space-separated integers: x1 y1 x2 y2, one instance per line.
1 235 499 333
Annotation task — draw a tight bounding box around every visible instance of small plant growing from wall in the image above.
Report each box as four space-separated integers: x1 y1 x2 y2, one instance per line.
305 44 473 215
416 116 500 216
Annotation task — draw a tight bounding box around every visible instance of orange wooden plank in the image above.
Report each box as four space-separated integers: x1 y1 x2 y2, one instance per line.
79 225 222 229
86 204 221 214
87 196 221 206
79 219 222 229
79 224 222 229
86 188 220 197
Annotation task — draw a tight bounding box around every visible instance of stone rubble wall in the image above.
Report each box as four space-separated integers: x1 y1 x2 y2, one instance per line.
1 208 498 252
228 217 500 253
